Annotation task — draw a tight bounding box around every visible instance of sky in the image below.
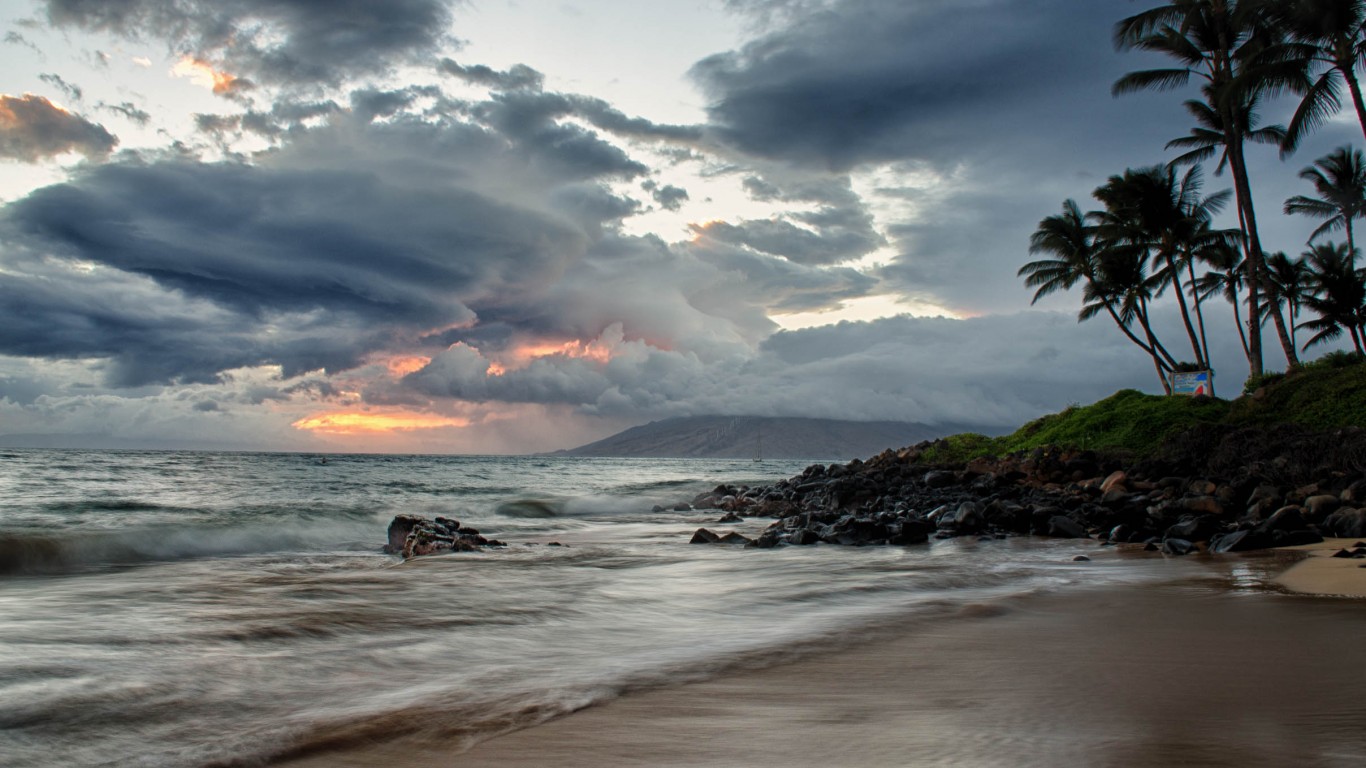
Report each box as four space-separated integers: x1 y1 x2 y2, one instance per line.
0 0 1359 453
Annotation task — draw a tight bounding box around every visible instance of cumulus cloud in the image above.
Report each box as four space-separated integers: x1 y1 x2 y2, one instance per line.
0 93 117 161
0 88 860 390
691 172 884 265
697 0 1137 172
643 180 689 211
399 310 1235 430
439 58 545 92
7 0 1307 453
40 0 460 87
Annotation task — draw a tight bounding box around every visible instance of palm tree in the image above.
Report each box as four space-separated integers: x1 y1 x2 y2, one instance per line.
1193 240 1252 359
1299 241 1366 352
1270 0 1366 150
1091 165 1232 369
1020 200 1098 303
1261 250 1311 350
1081 247 1179 393
1114 0 1302 373
1283 146 1366 260
1021 200 1178 391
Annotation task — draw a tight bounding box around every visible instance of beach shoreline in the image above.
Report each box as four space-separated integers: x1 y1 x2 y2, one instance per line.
1275 538 1366 598
276 551 1366 768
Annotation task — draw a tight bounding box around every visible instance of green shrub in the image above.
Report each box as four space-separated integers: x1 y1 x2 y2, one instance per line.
1298 350 1365 371
1243 371 1284 396
918 432 1000 464
910 358 1366 466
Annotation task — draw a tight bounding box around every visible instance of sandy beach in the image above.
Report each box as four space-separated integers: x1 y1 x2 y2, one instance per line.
278 551 1366 768
1275 538 1366 598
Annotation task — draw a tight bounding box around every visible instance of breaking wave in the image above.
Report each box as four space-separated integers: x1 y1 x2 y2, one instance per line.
0 519 381 576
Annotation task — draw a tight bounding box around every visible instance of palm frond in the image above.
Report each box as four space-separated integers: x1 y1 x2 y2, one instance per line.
1283 69 1344 154
1112 67 1195 96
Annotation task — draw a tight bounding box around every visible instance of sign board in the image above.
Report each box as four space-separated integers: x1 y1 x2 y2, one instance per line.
1171 370 1212 396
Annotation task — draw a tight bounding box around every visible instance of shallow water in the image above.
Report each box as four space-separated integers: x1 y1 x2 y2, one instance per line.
0 450 1200 767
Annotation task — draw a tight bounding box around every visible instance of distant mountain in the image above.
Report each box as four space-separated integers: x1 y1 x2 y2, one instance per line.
558 416 1002 461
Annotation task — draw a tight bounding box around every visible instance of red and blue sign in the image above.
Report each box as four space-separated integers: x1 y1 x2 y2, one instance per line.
1171 370 1212 396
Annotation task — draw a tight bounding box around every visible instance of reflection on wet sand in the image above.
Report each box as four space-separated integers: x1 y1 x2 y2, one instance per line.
282 580 1366 768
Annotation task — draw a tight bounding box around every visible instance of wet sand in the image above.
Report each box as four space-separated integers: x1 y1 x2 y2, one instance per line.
279 560 1366 768
1276 538 1366 598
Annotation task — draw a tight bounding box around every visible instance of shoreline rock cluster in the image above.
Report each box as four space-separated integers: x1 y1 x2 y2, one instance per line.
688 441 1366 554
385 514 505 558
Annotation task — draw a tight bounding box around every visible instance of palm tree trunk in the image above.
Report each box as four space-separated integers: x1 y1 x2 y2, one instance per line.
1230 281 1250 361
1224 128 1298 370
1166 252 1205 366
1150 355 1174 395
1185 257 1213 390
1104 303 1172 367
1100 302 1172 393
1136 296 1179 372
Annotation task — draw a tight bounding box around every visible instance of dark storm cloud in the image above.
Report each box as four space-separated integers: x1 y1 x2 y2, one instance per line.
471 91 649 181
0 93 116 161
691 217 882 266
0 95 829 387
0 249 319 386
40 0 460 86
696 0 1146 172
439 58 545 92
349 86 439 123
6 158 572 324
402 310 1212 427
686 239 877 313
0 102 639 383
196 97 345 141
875 175 1066 312
441 61 704 146
642 180 689 211
698 0 1363 315
691 172 884 265
566 96 704 144
406 344 612 405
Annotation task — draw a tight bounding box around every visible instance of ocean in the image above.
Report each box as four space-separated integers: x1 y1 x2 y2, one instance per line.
0 449 1200 767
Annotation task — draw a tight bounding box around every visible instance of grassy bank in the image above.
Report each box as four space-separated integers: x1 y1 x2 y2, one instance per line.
920 353 1366 464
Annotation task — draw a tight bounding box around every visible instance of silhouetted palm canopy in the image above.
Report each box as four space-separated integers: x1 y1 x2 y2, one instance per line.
1299 241 1366 352
1165 84 1287 171
1020 199 1097 304
1270 0 1366 149
1193 240 1252 358
1090 165 1235 367
1113 0 1304 372
1261 250 1311 349
1283 145 1366 258
1025 199 1179 392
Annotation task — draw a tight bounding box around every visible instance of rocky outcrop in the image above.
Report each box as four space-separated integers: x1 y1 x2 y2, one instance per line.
385 514 506 559
681 440 1358 555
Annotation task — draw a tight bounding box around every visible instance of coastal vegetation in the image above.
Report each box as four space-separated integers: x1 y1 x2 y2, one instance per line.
916 350 1366 463
1021 0 1366 391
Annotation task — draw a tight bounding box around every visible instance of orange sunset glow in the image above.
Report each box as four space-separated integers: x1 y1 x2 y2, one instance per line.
171 56 241 94
291 411 470 434
511 337 615 365
386 356 432 376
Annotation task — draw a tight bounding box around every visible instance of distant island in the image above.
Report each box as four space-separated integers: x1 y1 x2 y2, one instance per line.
556 415 1004 460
